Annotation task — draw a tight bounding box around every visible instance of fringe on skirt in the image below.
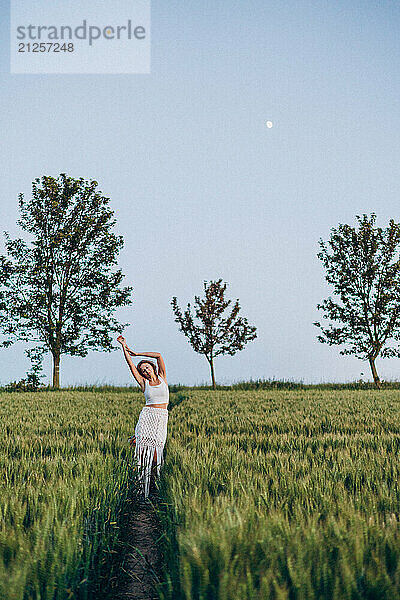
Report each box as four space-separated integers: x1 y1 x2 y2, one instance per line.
133 406 169 498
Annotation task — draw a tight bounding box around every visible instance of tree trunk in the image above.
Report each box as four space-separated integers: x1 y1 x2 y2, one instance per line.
369 357 380 388
209 358 216 390
52 352 60 388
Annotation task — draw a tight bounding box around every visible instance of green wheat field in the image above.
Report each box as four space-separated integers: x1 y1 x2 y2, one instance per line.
1 388 400 599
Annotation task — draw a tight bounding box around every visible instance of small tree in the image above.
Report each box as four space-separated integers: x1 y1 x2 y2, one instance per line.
314 214 400 387
0 174 132 387
171 279 257 389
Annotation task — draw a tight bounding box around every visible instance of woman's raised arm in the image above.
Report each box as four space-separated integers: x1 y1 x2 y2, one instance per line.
117 336 146 391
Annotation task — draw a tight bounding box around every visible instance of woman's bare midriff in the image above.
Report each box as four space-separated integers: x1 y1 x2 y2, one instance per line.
146 403 168 409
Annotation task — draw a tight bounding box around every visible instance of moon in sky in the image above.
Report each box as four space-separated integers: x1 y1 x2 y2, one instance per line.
266 121 273 128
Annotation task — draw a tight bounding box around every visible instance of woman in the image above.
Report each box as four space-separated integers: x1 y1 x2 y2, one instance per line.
117 335 169 498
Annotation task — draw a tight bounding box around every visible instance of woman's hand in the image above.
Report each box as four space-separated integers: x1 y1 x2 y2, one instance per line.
117 337 137 357
117 335 127 347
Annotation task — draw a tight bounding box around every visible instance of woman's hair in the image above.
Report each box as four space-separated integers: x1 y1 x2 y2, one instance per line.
137 359 158 378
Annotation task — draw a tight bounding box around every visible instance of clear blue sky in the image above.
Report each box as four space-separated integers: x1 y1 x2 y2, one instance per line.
1 0 400 386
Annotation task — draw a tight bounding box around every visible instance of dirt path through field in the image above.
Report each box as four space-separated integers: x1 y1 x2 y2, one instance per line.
109 494 163 600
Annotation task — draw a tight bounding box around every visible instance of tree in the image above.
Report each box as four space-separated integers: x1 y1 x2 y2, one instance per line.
171 279 257 389
314 214 400 387
0 174 133 387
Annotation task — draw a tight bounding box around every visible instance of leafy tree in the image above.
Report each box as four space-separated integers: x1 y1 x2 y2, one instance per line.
0 174 132 387
171 279 257 389
314 214 400 386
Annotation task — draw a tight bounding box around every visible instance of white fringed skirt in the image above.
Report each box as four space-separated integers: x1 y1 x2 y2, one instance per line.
133 406 169 498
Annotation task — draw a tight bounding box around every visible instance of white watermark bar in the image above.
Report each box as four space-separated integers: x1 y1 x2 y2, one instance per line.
11 0 150 74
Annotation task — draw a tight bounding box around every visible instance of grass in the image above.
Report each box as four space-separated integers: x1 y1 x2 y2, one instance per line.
155 389 400 600
3 379 400 393
0 390 144 600
2 387 400 599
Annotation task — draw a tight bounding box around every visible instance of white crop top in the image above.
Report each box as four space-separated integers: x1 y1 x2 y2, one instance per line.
143 374 169 406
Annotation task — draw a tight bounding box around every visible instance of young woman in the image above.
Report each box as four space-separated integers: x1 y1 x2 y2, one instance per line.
117 335 169 498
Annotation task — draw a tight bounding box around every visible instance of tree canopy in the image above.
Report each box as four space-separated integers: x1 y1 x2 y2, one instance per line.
171 279 257 389
314 214 400 386
0 174 132 387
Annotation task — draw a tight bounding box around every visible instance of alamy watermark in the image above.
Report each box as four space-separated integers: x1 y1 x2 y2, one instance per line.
11 1 151 74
